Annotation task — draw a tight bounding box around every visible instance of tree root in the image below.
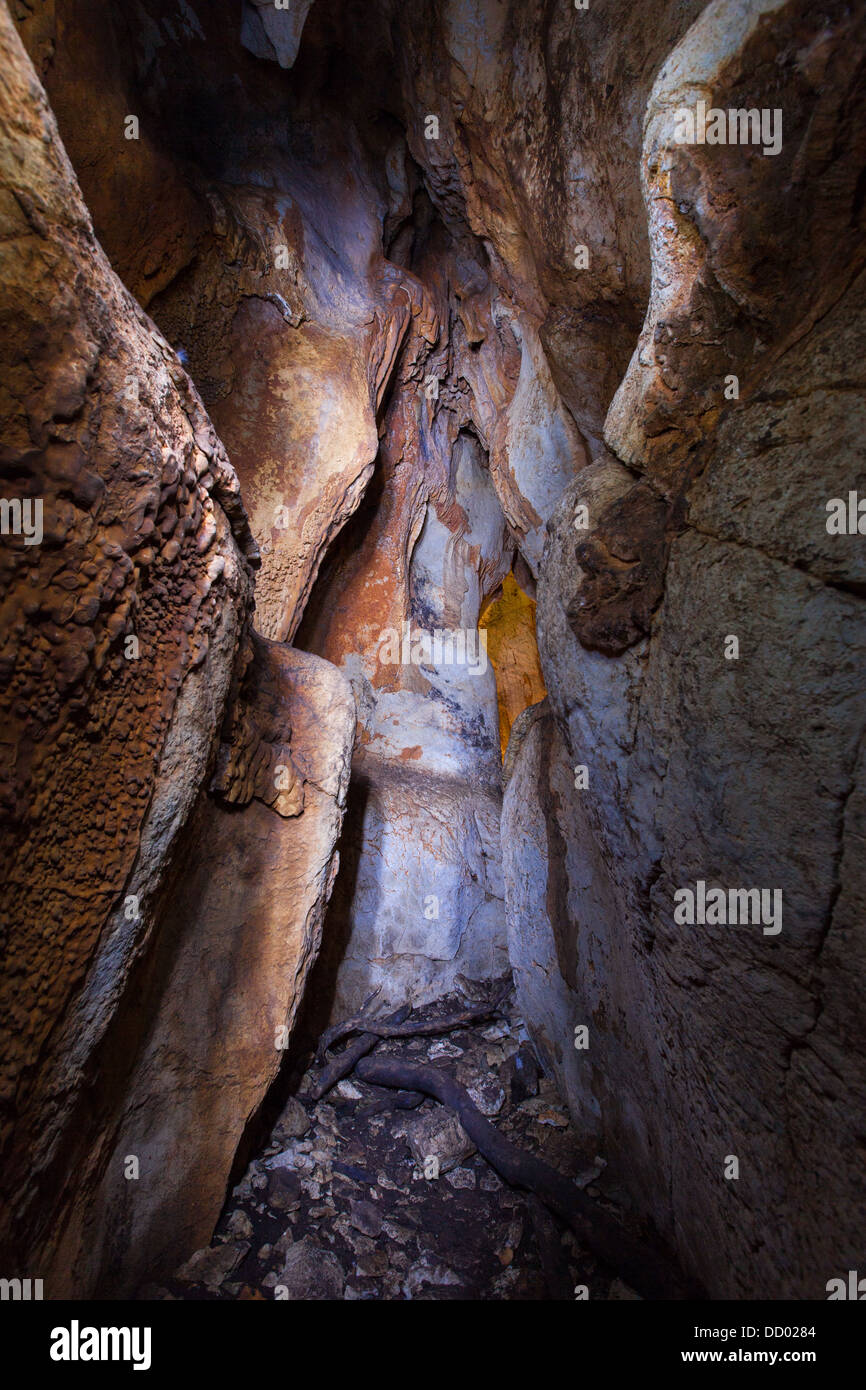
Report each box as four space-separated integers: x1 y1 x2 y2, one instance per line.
357 1087 425 1118
355 1053 701 1301
316 987 508 1063
305 1005 412 1102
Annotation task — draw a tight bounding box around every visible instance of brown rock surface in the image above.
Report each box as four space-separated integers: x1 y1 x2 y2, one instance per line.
54 638 355 1296
0 3 257 1285
0 3 355 1296
529 0 866 1298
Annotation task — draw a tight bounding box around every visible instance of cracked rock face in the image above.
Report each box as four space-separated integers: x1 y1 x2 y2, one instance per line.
0 3 355 1296
2 0 864 1302
525 0 866 1298
0 5 261 1287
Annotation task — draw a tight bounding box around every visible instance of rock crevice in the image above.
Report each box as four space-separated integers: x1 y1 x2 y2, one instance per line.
1 0 863 1300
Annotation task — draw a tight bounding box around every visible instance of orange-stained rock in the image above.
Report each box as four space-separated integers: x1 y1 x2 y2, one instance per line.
479 572 547 760
0 7 355 1297
0 4 257 1283
50 638 355 1297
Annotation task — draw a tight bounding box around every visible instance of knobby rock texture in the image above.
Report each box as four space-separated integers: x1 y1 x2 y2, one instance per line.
0 0 863 1299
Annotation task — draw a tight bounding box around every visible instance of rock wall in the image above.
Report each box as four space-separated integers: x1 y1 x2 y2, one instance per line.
282 3 592 1020
348 0 864 1298
0 2 258 1285
0 1 357 1295
63 636 355 1297
3 0 864 1301
509 0 866 1297
301 422 512 1018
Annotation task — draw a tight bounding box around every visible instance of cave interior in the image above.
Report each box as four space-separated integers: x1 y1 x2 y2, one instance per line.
0 0 865 1304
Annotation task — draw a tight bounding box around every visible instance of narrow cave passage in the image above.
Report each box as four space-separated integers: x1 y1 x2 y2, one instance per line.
192 368 599 1301
1 0 864 1326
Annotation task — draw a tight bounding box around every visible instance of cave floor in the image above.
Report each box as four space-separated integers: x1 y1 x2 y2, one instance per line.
153 987 640 1301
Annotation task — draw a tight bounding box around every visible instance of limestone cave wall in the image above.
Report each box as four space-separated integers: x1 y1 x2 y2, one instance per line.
0 0 863 1301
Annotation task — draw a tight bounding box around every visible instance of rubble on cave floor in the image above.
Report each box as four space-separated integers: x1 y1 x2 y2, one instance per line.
151 985 642 1302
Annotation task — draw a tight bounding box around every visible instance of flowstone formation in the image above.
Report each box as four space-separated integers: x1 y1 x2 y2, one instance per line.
0 0 863 1302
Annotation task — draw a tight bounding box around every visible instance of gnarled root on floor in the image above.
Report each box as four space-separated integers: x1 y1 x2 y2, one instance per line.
353 1052 701 1302
316 987 508 1062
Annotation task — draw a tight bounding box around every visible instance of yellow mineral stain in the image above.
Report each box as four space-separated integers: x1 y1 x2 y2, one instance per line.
478 571 546 760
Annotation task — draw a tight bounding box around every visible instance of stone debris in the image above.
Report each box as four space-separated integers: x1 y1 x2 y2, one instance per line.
348 1200 383 1237
519 1097 569 1128
427 1039 464 1060
224 1210 254 1241
275 1097 312 1140
166 988 621 1300
266 1168 302 1212
406 1111 476 1176
467 1077 506 1116
175 1240 249 1289
277 1239 344 1301
445 1167 476 1190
